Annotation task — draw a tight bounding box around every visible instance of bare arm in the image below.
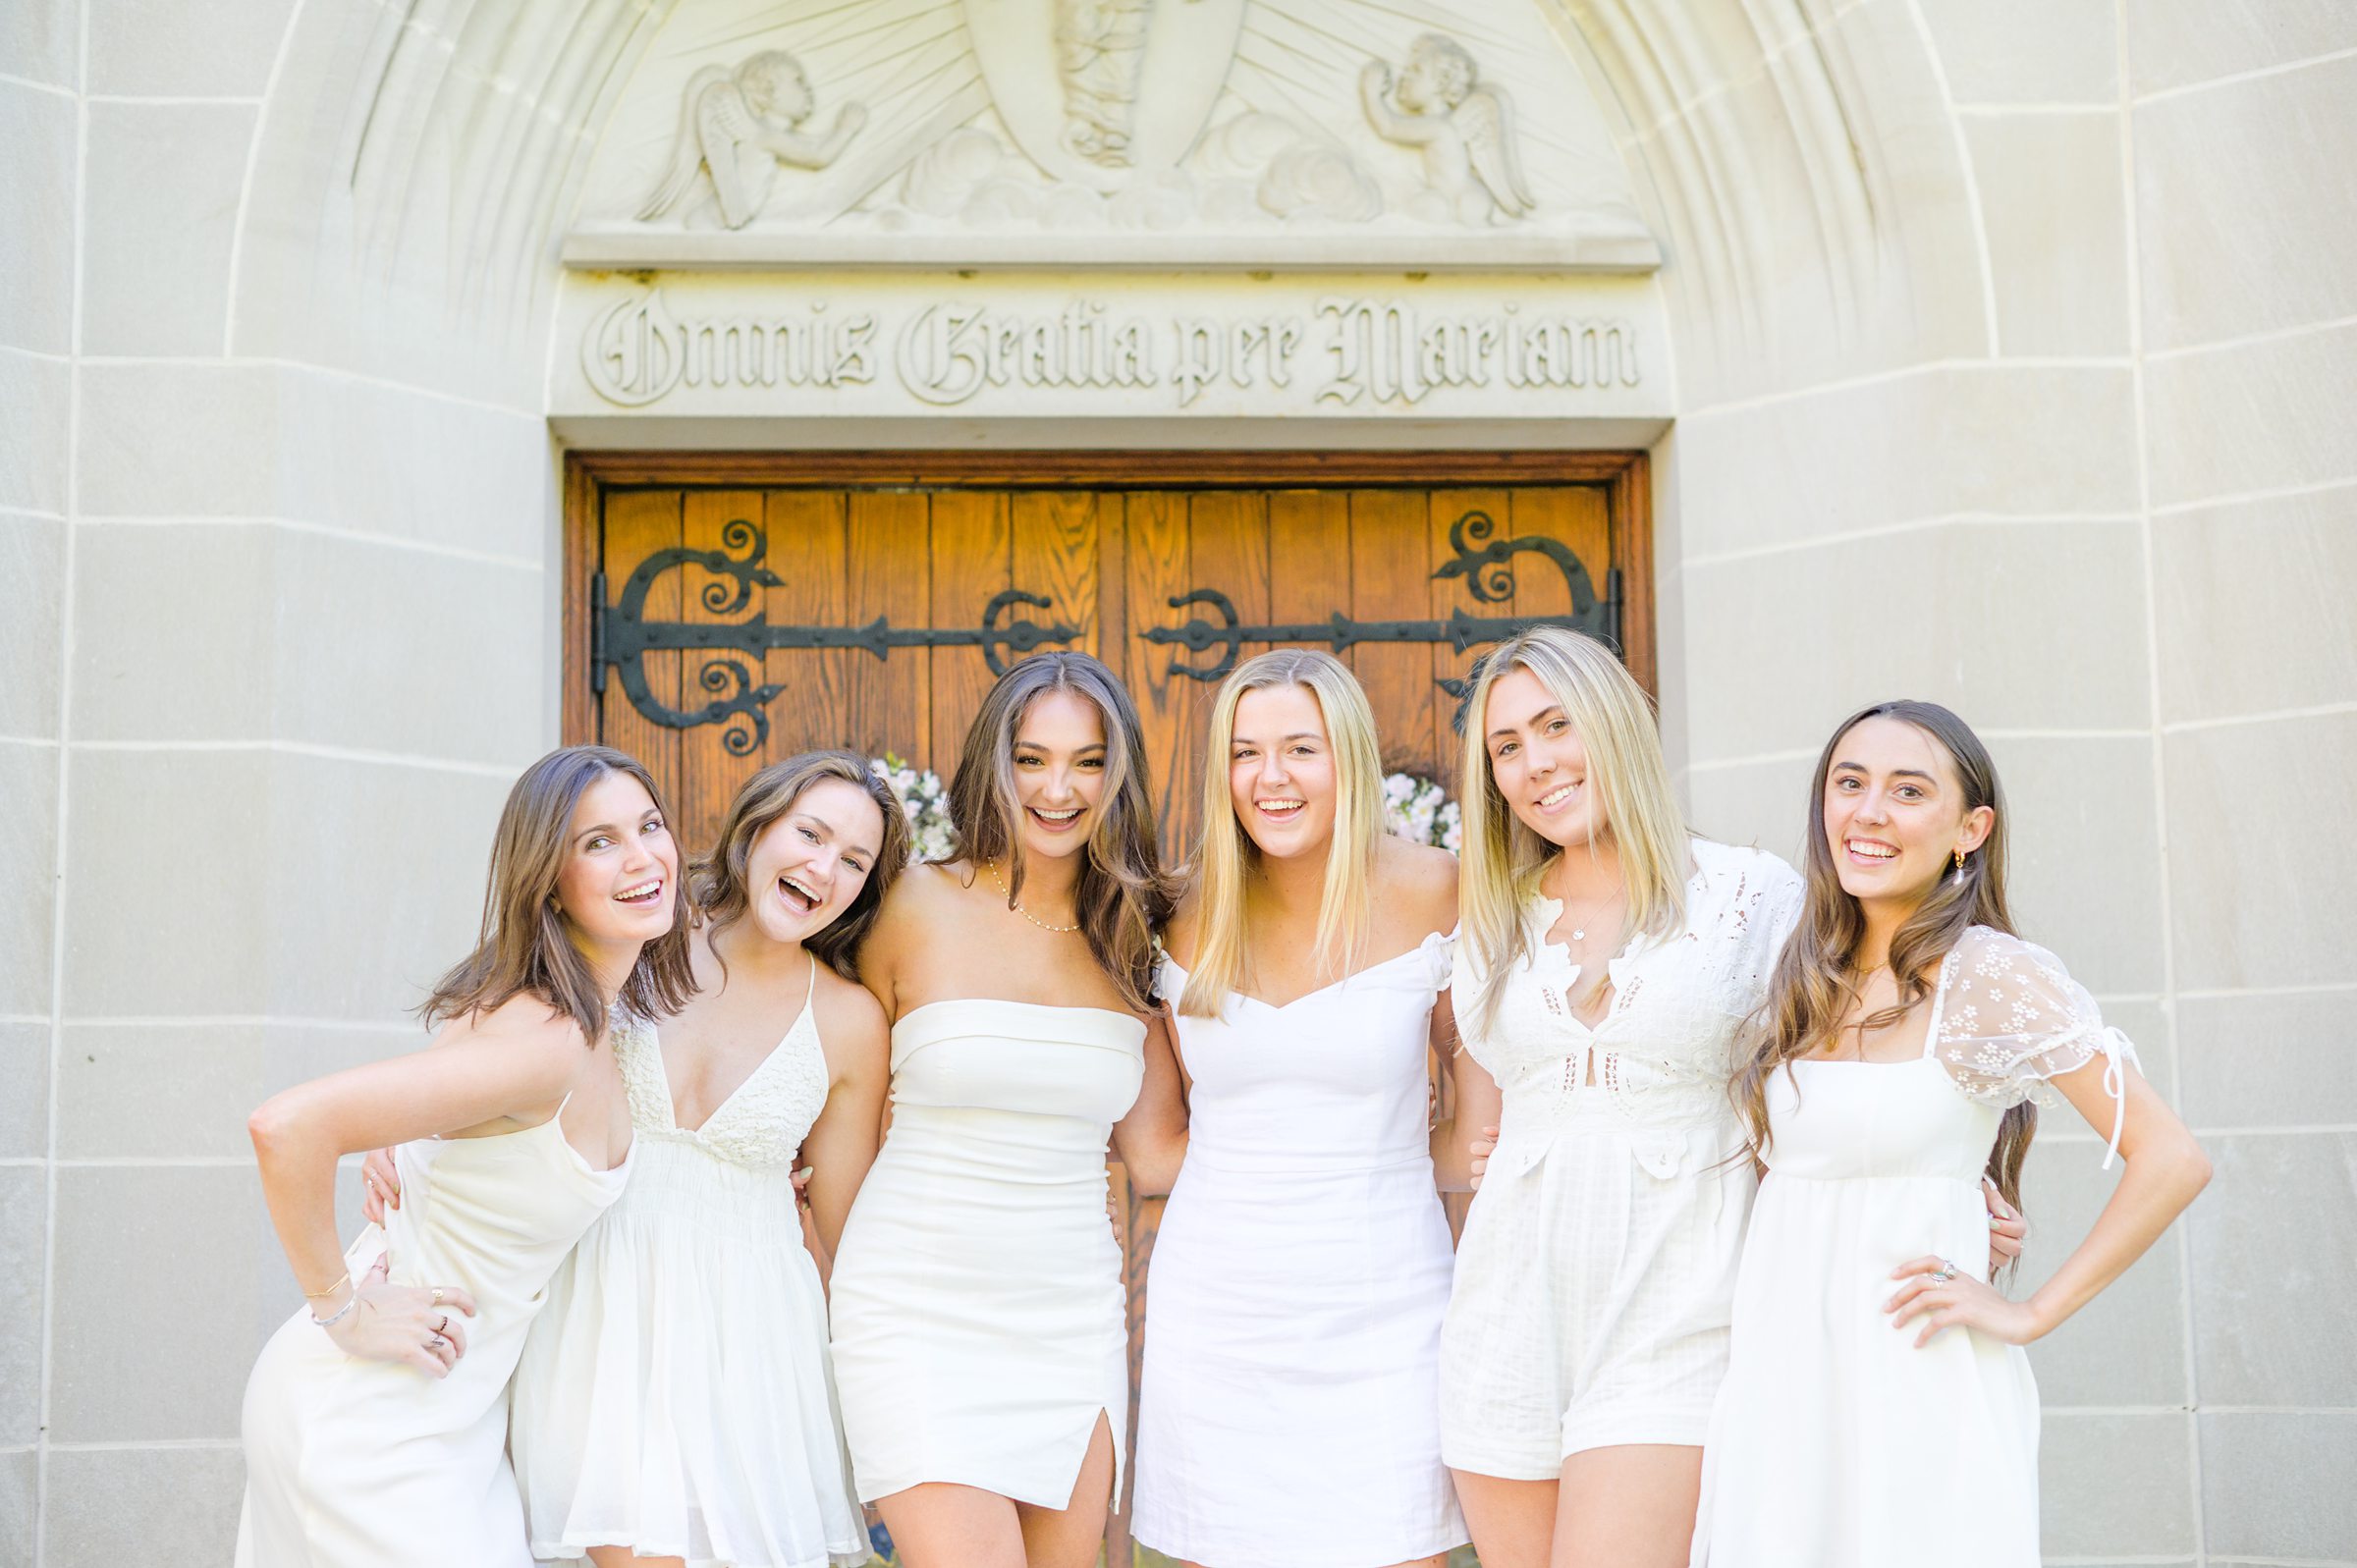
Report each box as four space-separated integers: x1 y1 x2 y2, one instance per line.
1890 1056 2210 1346
799 981 890 1268
1430 999 1501 1192
246 1002 577 1371
1112 1009 1190 1197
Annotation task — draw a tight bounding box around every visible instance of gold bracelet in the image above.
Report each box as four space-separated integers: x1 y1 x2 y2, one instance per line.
301 1271 352 1301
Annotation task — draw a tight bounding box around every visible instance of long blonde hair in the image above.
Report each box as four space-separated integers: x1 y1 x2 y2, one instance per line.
1456 627 1689 1036
1178 651 1385 1017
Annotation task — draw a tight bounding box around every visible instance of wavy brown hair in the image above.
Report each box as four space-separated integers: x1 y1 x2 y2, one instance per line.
1729 700 2035 1209
691 750 909 982
946 651 1173 1012
421 744 695 1048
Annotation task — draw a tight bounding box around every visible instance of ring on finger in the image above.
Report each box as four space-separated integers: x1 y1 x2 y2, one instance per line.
427 1333 447 1351
437 1315 449 1335
430 1287 443 1308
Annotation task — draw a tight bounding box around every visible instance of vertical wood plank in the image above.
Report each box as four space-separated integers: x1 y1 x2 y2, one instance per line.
1615 458 1659 695
679 489 769 855
927 490 1013 780
1120 491 1194 871
562 462 597 747
1172 490 1268 863
1428 486 1512 786
1267 488 1350 656
845 491 930 769
597 488 684 820
762 487 850 759
1347 488 1438 779
1010 490 1100 659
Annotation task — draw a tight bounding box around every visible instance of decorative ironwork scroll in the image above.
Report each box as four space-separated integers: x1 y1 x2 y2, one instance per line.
592 518 1080 754
1142 509 1619 700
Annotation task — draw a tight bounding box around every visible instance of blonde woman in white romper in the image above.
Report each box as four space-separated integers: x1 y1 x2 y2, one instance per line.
1695 703 2209 1567
364 751 906 1568
1434 631 2024 1568
1133 649 1465 1568
829 653 1187 1568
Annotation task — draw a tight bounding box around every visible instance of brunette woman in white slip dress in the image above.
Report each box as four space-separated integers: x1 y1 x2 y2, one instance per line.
1132 649 1466 1568
829 652 1186 1568
363 752 905 1568
236 745 692 1568
1434 631 2026 1568
1692 702 2210 1568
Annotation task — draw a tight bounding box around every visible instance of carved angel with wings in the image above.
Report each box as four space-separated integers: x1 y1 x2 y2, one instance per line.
638 50 866 230
1361 34 1535 226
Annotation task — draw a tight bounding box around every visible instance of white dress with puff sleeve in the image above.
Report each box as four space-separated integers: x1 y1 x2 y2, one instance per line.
1690 925 2138 1568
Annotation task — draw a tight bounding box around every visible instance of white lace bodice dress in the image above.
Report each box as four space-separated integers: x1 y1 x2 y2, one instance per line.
829 1000 1146 1508
511 970 868 1568
1132 935 1467 1568
1691 927 2138 1568
1440 839 1803 1478
237 1082 630 1568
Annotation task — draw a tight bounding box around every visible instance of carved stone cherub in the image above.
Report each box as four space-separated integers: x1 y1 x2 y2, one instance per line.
1360 33 1535 225
638 50 867 229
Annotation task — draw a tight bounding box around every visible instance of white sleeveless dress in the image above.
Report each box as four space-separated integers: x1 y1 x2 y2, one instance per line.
1134 936 1467 1568
511 967 868 1568
829 1000 1146 1508
1691 927 2137 1567
1441 839 1802 1477
236 1083 632 1567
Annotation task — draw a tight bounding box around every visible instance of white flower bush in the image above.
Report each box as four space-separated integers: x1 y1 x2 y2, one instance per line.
1382 771 1462 855
869 753 958 864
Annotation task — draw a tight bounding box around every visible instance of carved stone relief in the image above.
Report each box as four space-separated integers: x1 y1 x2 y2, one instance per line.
564 1 1657 272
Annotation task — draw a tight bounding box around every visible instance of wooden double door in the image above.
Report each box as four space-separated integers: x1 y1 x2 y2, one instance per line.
565 453 1653 856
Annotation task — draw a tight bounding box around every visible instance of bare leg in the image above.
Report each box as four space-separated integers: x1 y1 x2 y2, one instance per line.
1453 1468 1558 1568
877 1482 1028 1568
1551 1444 1702 1568
588 1550 683 1568
1014 1411 1117 1568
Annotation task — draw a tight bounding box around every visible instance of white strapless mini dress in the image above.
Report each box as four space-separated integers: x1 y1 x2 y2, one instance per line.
829 999 1146 1509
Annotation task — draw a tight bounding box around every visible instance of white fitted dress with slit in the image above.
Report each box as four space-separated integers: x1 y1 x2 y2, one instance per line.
829 999 1146 1508
1133 935 1466 1568
1440 839 1803 1478
1690 926 2137 1568
236 1083 631 1568
510 963 868 1568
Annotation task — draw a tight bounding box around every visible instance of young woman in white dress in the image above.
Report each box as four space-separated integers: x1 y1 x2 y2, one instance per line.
1132 649 1465 1568
829 651 1187 1568
236 744 691 1567
1691 701 2211 1567
361 751 906 1568
1434 630 2025 1568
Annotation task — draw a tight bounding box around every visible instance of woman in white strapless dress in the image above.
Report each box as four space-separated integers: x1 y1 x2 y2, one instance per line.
365 753 907 1568
1694 702 2210 1568
1134 650 1466 1568
830 652 1185 1568
236 745 693 1567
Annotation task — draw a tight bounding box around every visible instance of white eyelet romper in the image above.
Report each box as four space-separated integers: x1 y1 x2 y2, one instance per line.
1440 839 1803 1477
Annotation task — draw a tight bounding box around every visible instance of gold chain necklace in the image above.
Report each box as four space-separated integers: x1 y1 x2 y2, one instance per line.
986 861 1080 934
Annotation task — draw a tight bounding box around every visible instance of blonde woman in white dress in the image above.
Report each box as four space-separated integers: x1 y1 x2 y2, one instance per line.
1434 631 2025 1568
1132 649 1466 1568
1692 702 2210 1567
362 751 905 1568
236 745 692 1567
830 651 1187 1568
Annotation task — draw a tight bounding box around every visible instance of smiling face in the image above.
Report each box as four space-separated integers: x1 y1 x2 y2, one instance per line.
1228 682 1339 861
553 769 680 948
1821 714 1994 911
1011 688 1109 864
1483 664 1608 850
743 775 887 946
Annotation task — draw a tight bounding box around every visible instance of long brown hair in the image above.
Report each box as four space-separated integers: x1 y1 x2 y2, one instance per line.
421 744 695 1047
1729 700 2037 1208
691 750 909 981
946 652 1173 1012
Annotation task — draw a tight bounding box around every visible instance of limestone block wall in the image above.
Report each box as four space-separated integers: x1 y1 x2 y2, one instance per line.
1 1 2351 1564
